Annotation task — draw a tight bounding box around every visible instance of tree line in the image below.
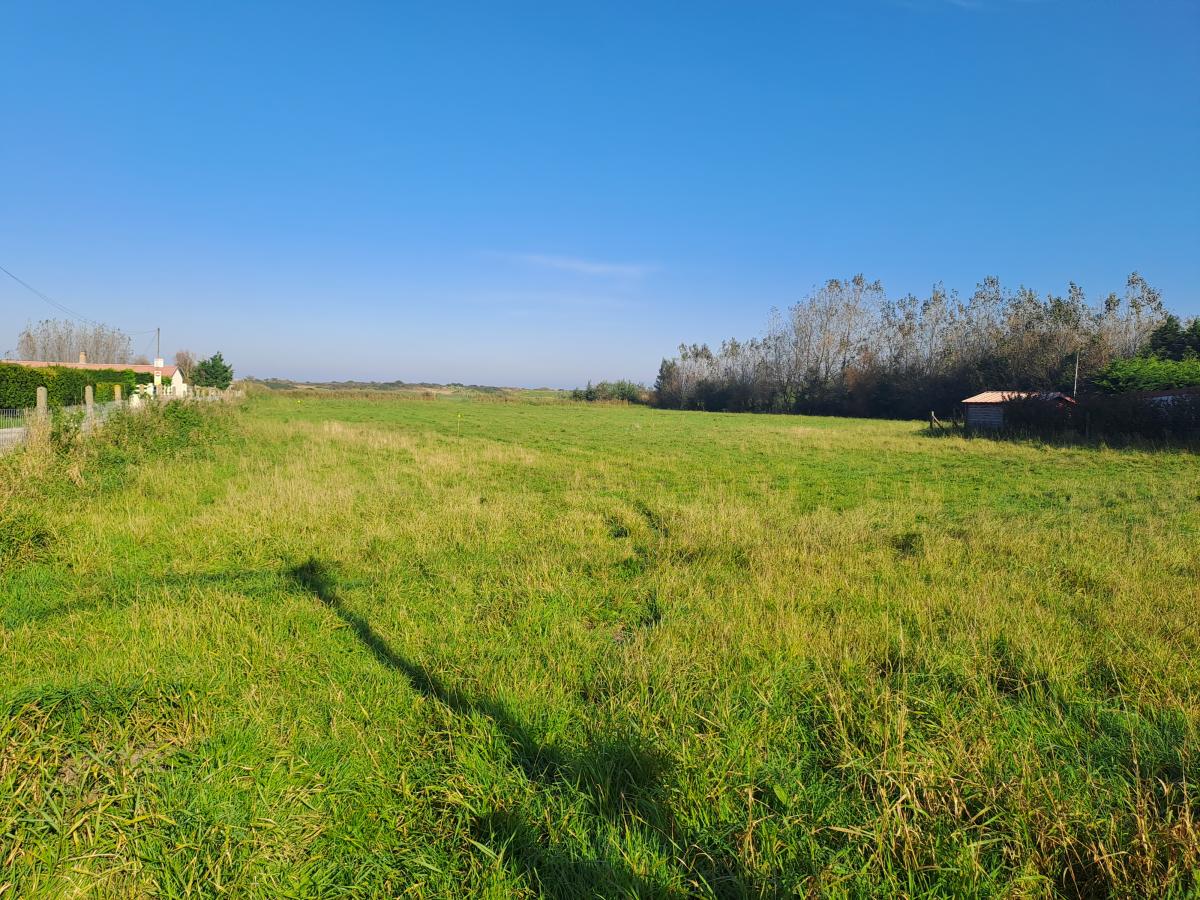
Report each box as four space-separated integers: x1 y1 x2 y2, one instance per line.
7 320 234 390
16 319 134 364
649 273 1191 419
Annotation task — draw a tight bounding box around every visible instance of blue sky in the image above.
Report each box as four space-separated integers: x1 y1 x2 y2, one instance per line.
2 0 1197 386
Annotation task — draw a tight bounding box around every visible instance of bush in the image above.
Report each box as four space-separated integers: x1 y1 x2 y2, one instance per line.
1090 357 1200 394
49 407 84 454
570 380 648 403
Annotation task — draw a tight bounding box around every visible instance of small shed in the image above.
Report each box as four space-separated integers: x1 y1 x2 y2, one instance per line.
961 391 1074 431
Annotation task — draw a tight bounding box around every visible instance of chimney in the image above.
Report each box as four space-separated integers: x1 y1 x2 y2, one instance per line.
78 350 87 364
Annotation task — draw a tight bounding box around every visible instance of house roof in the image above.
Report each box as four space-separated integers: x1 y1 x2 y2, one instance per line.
4 359 180 378
962 391 1075 404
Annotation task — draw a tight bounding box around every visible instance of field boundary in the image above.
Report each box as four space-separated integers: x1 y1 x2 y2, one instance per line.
0 389 243 454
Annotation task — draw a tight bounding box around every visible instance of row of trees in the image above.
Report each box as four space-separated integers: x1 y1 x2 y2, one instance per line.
1142 314 1200 361
17 319 134 364
652 273 1183 419
8 320 234 390
569 380 648 403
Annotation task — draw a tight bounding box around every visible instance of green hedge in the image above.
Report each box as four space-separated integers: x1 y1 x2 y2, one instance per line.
1091 357 1200 394
0 363 145 408
0 364 43 408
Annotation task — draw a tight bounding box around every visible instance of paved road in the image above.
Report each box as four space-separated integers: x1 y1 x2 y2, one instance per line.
0 426 26 453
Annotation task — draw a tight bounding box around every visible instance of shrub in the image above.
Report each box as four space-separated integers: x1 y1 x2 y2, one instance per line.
571 380 649 404
1090 357 1200 394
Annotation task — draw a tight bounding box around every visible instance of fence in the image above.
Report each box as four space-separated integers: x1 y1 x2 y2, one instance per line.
0 407 32 452
0 390 242 454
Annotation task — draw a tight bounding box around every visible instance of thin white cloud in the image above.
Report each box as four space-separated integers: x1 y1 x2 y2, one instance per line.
490 252 655 279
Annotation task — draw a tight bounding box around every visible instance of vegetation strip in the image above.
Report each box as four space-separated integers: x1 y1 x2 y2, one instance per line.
0 393 1196 896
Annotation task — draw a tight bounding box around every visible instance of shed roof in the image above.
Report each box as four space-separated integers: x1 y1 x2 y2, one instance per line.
962 391 1075 405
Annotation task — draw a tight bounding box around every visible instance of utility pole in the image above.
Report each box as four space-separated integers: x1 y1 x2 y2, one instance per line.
153 327 164 396
1072 347 1080 397
156 327 161 361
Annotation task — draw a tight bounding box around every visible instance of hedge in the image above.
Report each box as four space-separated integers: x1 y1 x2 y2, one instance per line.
0 364 43 408
1002 391 1199 440
1090 356 1200 394
0 363 147 408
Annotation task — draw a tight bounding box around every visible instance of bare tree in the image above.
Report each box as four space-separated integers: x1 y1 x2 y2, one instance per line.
174 350 197 382
16 319 132 363
1096 271 1166 358
654 271 1172 418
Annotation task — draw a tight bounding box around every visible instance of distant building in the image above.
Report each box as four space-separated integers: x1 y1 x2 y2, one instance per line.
7 352 188 395
961 391 1074 431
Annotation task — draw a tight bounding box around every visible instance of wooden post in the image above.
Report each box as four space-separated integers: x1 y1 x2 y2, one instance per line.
113 384 122 403
36 386 48 418
84 384 94 414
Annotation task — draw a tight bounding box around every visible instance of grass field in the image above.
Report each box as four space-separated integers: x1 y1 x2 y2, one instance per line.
1 394 1197 898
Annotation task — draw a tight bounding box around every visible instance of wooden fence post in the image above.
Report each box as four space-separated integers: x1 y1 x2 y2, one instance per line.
36 386 48 418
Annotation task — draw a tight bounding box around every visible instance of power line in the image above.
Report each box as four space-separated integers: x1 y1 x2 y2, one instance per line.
0 262 104 325
0 262 157 334
136 331 158 361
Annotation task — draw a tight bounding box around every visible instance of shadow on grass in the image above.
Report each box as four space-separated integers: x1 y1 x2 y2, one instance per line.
286 556 767 899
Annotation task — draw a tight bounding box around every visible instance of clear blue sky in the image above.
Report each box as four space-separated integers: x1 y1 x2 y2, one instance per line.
2 0 1197 386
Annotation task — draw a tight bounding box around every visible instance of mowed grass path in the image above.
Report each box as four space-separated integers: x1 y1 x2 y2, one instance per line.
2 395 1197 897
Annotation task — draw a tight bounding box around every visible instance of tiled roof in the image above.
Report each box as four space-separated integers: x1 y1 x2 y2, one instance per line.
4 360 180 377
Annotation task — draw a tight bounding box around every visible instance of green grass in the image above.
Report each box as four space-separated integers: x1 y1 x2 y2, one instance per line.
1 394 1197 898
